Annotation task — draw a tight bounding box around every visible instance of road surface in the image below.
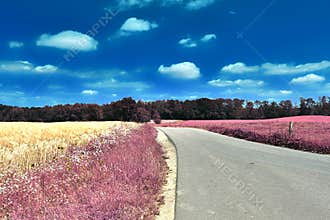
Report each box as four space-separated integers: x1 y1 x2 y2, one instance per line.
159 127 330 220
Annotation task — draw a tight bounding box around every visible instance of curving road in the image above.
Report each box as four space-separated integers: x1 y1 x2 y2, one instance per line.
159 127 330 220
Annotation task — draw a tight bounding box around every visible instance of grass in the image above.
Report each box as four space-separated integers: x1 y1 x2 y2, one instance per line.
0 122 137 173
0 124 167 219
160 116 330 154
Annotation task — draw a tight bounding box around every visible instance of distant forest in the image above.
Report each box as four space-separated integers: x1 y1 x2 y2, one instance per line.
1 97 330 123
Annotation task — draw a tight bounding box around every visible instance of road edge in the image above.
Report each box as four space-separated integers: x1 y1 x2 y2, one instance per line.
156 128 177 220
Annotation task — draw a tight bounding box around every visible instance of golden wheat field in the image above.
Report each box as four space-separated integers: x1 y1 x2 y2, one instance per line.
0 122 138 173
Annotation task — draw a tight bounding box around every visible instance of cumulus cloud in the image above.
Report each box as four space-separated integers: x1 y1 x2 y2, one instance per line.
290 73 325 85
200 34 216 42
36 30 98 51
208 79 264 87
221 62 259 74
158 62 201 79
0 61 58 73
120 17 158 35
8 41 24 48
220 60 330 75
81 90 99 95
178 38 197 48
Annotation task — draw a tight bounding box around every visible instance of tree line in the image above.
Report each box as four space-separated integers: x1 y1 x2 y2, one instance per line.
0 97 330 123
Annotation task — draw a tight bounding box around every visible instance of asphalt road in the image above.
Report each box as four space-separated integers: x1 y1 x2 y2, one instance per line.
159 127 330 220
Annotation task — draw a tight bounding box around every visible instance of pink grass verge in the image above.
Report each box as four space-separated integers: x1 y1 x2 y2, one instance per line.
159 116 330 154
0 125 167 220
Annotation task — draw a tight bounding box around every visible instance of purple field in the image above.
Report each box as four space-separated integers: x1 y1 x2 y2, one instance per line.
0 125 167 219
160 116 330 154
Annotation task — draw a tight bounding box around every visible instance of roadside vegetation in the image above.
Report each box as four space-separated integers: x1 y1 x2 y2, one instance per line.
161 116 330 154
0 123 167 219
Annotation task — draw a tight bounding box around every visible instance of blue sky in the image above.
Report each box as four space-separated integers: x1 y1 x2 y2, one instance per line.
1 0 330 106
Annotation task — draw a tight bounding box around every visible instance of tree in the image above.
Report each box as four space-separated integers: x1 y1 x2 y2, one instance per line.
0 97 328 122
279 100 293 117
111 97 137 121
244 101 256 119
135 107 151 123
152 111 161 124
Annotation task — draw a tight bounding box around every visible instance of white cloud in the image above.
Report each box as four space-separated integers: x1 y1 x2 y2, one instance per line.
188 95 198 99
208 79 264 87
158 62 201 79
220 60 330 75
81 90 98 95
185 0 215 10
200 34 216 42
178 38 197 48
208 79 234 87
0 61 33 72
262 61 330 75
235 79 263 87
179 34 216 48
115 0 215 10
219 88 290 99
36 30 98 51
8 41 24 48
35 65 58 73
86 79 150 91
116 0 157 9
290 73 325 85
0 61 58 74
221 62 259 74
120 17 158 34
279 90 293 95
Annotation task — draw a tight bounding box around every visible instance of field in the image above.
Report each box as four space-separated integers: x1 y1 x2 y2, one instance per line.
0 122 167 219
160 116 330 154
0 122 136 173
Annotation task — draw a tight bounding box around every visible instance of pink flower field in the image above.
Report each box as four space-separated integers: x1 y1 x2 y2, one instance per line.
160 116 330 154
0 125 167 219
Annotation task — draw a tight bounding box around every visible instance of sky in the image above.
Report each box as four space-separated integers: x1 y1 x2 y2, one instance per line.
0 0 330 107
